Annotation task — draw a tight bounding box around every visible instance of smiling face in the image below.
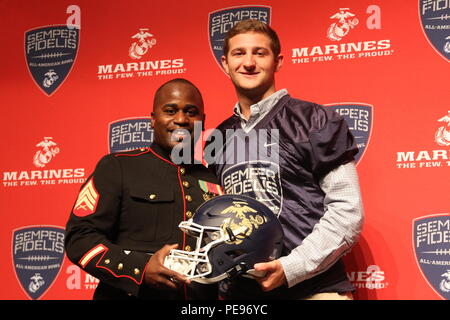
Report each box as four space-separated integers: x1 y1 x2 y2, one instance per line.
221 32 283 101
151 81 205 152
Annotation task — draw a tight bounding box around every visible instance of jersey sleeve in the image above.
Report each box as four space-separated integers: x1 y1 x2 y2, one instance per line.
307 108 358 177
64 155 150 297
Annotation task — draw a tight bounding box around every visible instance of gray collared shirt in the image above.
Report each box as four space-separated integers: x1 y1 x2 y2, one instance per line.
233 89 288 132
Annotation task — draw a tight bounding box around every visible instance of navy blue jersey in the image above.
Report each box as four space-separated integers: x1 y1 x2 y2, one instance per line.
207 94 358 298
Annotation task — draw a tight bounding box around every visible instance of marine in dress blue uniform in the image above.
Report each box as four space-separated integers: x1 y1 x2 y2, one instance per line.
65 79 222 299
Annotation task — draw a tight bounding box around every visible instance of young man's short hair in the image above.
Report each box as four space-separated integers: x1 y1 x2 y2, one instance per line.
223 19 281 57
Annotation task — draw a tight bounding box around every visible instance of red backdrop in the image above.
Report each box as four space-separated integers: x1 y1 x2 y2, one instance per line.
1 0 449 300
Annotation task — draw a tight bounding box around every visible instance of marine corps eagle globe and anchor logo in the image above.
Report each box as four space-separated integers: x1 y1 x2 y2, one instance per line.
128 28 157 60
33 137 60 168
220 200 267 245
435 111 450 146
327 8 359 41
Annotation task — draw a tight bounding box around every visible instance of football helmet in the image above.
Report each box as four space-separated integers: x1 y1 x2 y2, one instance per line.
164 194 284 284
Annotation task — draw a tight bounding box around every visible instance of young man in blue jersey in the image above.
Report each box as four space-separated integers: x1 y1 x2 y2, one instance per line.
208 19 364 300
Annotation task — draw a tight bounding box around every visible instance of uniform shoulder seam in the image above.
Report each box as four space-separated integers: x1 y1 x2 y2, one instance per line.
113 148 150 157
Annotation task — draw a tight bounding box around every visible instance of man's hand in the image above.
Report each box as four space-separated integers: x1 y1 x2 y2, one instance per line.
144 244 190 290
253 260 287 292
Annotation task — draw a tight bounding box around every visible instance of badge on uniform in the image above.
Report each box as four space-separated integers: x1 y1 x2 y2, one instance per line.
198 180 223 201
72 178 99 217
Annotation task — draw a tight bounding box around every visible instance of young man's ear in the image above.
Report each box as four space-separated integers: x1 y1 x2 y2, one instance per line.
275 54 284 72
221 55 230 75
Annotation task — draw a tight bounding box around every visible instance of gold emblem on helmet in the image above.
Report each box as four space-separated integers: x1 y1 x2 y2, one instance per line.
220 201 267 244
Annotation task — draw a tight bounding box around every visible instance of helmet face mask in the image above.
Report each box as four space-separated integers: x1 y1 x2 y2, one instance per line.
164 195 284 284
165 221 225 282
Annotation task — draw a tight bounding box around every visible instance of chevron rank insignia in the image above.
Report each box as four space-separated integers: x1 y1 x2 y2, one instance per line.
73 178 99 217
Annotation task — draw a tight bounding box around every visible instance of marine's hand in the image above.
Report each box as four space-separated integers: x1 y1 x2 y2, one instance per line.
253 260 287 292
144 244 190 290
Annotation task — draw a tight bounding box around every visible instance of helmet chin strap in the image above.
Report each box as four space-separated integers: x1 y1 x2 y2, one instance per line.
192 262 249 284
225 262 249 279
191 273 227 284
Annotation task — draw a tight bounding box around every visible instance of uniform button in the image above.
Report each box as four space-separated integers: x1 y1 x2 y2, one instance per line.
185 195 192 202
180 168 186 175
185 245 192 251
104 259 110 264
149 194 156 200
182 181 190 188
186 210 193 219
118 263 123 270
134 268 140 275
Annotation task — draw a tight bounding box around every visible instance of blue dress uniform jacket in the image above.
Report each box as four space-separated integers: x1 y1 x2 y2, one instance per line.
65 143 221 299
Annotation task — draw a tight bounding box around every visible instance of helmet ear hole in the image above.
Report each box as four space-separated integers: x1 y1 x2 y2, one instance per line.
225 249 246 260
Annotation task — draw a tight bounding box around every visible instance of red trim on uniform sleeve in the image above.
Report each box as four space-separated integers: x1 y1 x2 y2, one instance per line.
95 247 147 285
79 244 147 285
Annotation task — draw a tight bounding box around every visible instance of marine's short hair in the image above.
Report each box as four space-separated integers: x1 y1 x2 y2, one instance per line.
223 19 281 57
153 78 203 109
